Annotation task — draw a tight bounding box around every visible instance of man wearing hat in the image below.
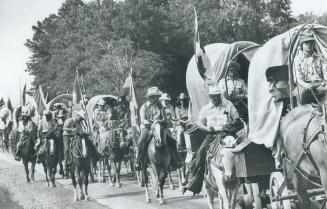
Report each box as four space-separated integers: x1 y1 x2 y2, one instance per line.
53 103 67 119
35 110 57 163
62 109 87 177
134 87 182 171
93 99 110 130
294 30 327 104
175 93 189 149
15 107 37 161
183 83 241 195
55 110 66 176
159 93 176 128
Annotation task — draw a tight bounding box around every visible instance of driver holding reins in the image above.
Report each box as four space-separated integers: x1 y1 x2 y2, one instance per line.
134 87 183 171
294 30 327 104
183 82 242 195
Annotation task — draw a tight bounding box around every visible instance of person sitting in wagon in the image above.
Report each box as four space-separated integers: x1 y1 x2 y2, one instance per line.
218 61 247 100
183 82 242 195
134 87 182 171
112 96 130 129
294 31 327 104
93 99 110 131
218 61 248 122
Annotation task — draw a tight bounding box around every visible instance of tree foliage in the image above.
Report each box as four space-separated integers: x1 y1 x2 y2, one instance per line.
25 0 295 102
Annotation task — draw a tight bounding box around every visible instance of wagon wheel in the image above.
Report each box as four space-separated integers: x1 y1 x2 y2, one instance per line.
252 183 263 209
270 172 291 209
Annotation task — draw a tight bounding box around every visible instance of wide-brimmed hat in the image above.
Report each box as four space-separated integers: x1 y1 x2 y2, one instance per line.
179 93 189 100
159 93 171 101
43 110 51 115
21 106 30 116
228 61 241 71
299 32 315 44
145 87 162 98
74 110 85 119
97 99 105 106
208 83 222 95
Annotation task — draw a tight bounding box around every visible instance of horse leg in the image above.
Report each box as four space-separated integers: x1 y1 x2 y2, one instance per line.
204 178 215 209
23 160 30 183
97 159 103 183
230 182 240 209
143 168 151 203
113 162 121 188
168 171 175 190
177 167 184 192
116 161 121 188
84 169 89 201
158 170 168 205
292 172 311 209
106 159 114 187
43 163 50 187
71 169 79 202
77 167 85 200
59 161 64 177
31 160 36 183
212 165 230 209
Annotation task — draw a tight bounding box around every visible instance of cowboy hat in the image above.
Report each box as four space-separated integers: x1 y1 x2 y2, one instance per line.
43 110 52 115
145 87 162 97
159 93 171 101
179 93 189 100
208 83 222 95
74 110 85 119
299 31 315 44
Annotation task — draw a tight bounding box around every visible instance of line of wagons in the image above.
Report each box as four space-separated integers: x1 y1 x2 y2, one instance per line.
184 24 327 209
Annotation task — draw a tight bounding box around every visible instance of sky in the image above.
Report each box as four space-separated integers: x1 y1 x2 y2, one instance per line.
0 0 327 106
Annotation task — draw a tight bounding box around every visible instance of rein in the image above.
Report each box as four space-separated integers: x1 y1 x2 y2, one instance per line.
71 134 86 159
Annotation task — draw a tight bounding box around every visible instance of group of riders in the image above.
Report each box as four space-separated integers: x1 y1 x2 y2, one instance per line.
1 28 326 204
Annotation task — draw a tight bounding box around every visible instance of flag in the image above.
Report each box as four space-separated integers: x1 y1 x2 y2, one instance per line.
123 69 139 129
194 7 211 80
73 71 83 105
34 86 47 116
22 83 26 106
7 97 13 113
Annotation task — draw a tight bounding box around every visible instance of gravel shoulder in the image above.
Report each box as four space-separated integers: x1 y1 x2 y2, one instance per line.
0 154 108 209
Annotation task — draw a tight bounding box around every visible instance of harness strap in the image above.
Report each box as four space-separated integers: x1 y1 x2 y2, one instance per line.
277 112 319 196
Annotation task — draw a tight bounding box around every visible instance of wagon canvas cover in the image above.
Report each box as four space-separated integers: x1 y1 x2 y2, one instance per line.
248 24 327 148
186 42 259 121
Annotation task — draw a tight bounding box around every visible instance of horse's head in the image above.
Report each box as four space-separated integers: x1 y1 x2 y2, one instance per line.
218 136 238 184
151 120 166 147
72 134 89 159
47 138 56 156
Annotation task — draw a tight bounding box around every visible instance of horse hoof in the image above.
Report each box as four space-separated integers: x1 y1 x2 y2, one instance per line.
159 199 165 205
115 183 121 188
51 184 56 188
170 185 175 190
146 198 151 203
27 179 30 183
80 194 85 200
74 197 79 202
110 183 114 187
84 196 89 201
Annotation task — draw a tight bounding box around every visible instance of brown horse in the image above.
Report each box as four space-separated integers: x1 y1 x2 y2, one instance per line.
143 120 171 205
280 104 327 209
19 122 38 183
204 136 240 209
41 138 59 187
69 132 91 201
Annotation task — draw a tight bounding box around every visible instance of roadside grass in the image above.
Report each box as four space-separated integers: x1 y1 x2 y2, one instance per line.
0 186 23 209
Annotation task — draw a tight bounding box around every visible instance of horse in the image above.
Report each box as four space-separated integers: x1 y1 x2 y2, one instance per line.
41 137 59 187
280 103 327 209
69 132 91 201
94 124 114 185
204 135 240 209
19 122 38 183
143 120 171 205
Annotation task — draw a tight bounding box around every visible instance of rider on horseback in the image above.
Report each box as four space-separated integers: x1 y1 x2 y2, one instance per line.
15 107 37 161
175 93 189 149
183 82 242 195
159 93 176 129
134 87 183 171
35 110 57 163
62 110 88 178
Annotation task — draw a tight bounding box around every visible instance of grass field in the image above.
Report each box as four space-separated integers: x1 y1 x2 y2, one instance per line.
0 186 23 209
